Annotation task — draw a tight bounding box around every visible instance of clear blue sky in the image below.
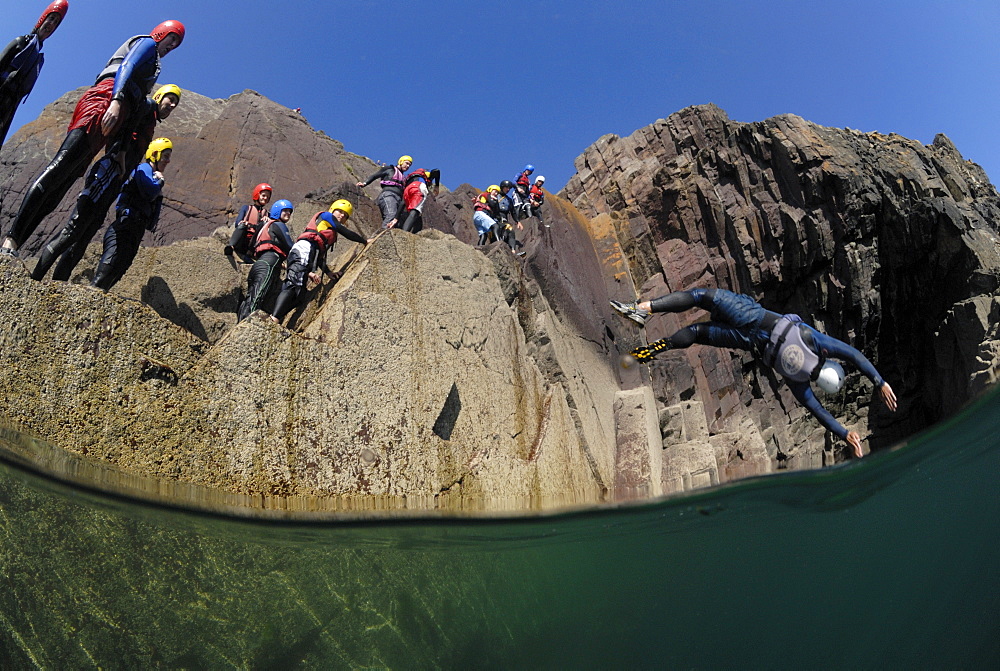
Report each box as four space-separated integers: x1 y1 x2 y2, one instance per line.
7 0 999 193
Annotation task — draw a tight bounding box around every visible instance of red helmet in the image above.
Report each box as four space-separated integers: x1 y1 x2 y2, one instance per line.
252 183 273 203
151 20 185 45
35 0 69 32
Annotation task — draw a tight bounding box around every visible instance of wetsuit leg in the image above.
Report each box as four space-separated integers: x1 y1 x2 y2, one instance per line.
5 128 96 247
238 251 282 322
271 286 303 322
401 209 422 233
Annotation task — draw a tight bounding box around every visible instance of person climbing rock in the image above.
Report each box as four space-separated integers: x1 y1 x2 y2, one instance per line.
473 185 503 246
528 175 547 227
515 163 534 199
611 289 898 457
225 182 273 261
89 137 172 290
30 83 181 281
497 180 524 254
237 199 294 322
0 0 69 148
399 169 431 234
355 155 412 229
1 19 185 257
270 199 369 324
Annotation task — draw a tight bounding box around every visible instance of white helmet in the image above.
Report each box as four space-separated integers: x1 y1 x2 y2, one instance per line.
535 175 545 184
816 361 845 394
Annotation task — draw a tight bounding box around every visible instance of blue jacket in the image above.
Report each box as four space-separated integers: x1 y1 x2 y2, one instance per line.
117 162 163 230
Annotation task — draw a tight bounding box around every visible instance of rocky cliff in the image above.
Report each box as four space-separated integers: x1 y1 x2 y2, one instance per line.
1 93 998 512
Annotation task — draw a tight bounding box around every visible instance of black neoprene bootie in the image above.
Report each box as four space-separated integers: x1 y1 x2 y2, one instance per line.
91 262 115 290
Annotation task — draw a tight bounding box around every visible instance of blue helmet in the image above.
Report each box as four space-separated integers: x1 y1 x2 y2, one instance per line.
523 164 534 173
270 199 293 219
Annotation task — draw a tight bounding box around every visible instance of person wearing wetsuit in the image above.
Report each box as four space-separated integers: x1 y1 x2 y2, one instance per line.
0 20 185 257
270 199 369 323
90 138 171 290
514 164 534 199
611 289 898 457
30 84 180 281
355 155 412 228
0 1 68 148
497 180 524 254
473 185 502 246
528 175 547 227
237 199 295 322
399 169 430 234
224 182 272 261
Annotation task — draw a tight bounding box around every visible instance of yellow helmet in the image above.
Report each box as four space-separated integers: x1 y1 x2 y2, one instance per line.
487 184 501 194
153 84 182 104
328 199 354 218
145 137 173 163
398 155 413 166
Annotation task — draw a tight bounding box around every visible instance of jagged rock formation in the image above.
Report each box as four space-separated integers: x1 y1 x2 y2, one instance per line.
1 93 998 511
563 104 1000 480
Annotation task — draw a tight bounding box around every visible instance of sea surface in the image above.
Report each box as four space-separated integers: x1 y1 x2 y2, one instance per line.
1 389 998 669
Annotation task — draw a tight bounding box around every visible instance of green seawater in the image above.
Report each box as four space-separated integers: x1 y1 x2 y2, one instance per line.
1 390 999 669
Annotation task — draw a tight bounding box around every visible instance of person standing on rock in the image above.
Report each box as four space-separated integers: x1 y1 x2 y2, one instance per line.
497 180 525 254
270 199 370 324
355 155 412 229
515 164 534 199
90 137 172 290
0 1 69 148
0 19 185 258
224 182 273 262
237 199 294 322
30 84 182 281
473 185 503 246
528 175 547 228
611 289 898 458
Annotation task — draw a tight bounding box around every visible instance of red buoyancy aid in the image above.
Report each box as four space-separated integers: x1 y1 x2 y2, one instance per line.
529 184 545 203
474 193 495 214
404 179 426 210
297 212 337 253
516 171 531 191
254 221 290 258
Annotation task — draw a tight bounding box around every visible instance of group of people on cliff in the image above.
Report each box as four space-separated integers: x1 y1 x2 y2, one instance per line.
472 164 547 255
0 2 183 292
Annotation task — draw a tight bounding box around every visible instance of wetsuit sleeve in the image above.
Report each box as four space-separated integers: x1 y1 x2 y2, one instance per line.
131 163 164 202
147 196 163 232
0 36 30 76
274 222 295 251
334 222 367 244
360 165 393 187
811 329 885 387
787 380 848 439
111 38 157 101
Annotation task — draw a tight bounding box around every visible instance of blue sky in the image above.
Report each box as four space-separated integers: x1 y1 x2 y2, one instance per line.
7 0 999 193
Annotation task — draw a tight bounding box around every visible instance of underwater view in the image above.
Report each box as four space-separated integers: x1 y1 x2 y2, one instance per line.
2 389 999 669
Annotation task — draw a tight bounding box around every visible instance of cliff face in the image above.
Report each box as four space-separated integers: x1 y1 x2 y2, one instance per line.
1 94 998 511
563 104 1000 472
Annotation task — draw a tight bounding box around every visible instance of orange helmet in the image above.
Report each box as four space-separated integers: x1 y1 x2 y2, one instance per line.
252 183 273 203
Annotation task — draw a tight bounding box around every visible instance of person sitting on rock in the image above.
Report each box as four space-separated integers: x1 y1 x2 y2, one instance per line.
90 137 172 290
0 0 68 148
528 175 547 228
237 199 294 322
1 20 185 258
270 199 369 324
225 182 273 261
515 164 534 199
355 155 412 229
473 185 503 246
611 289 898 458
30 84 181 281
399 169 431 234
